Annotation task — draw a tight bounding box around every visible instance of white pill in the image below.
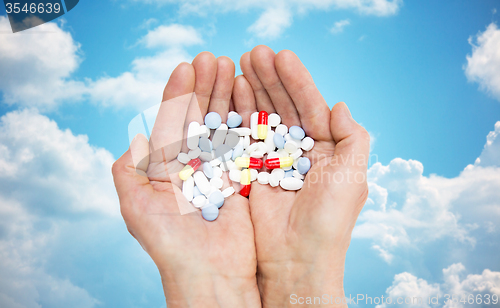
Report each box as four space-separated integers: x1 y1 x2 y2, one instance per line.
229 127 252 136
212 124 228 149
269 173 280 187
243 135 251 149
275 124 288 136
257 141 267 153
267 151 280 159
229 169 242 182
222 186 236 198
219 162 229 172
182 176 194 202
268 113 281 127
205 186 218 198
301 137 315 151
210 177 224 189
250 112 259 140
250 169 258 181
241 153 250 158
293 158 299 169
188 147 201 159
277 149 289 157
284 133 292 142
264 131 275 153
283 164 292 171
225 160 237 170
192 195 207 208
246 143 259 154
210 158 221 166
213 166 223 178
187 122 201 150
293 170 305 180
257 172 270 185
280 177 304 190
193 171 211 195
199 152 213 162
271 168 285 181
199 125 210 138
177 152 190 164
228 111 238 118
284 140 299 153
290 148 303 160
250 151 265 158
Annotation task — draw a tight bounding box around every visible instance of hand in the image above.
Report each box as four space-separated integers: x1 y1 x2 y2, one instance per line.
112 53 261 308
236 46 370 307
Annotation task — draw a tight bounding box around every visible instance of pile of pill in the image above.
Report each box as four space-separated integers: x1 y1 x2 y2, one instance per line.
177 111 315 221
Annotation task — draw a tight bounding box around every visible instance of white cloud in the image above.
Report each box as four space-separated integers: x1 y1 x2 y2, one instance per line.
465 23 500 102
377 263 500 308
330 19 350 34
248 6 293 39
140 24 203 48
354 122 500 262
0 16 85 110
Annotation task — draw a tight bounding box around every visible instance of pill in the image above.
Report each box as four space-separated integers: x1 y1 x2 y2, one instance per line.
199 137 212 152
290 148 303 160
284 169 293 178
229 127 252 136
182 176 194 201
283 164 293 171
250 151 265 158
257 111 268 140
250 169 258 181
199 125 210 138
192 195 207 208
240 169 251 197
243 135 251 149
179 158 201 180
280 177 304 190
257 141 268 153
215 144 232 162
289 126 305 140
204 112 222 129
257 172 270 184
219 162 229 172
224 131 240 148
293 170 305 180
297 157 311 174
292 158 299 169
264 157 294 169
213 166 223 178
229 169 242 182
277 149 289 157
188 147 201 159
202 204 219 221
232 144 244 160
222 187 235 198
271 168 285 181
193 185 202 197
199 152 213 161
273 133 285 149
264 131 275 153
284 140 299 153
210 158 221 166
242 153 250 158
250 112 259 140
177 152 190 164
235 157 263 169
187 122 201 150
227 114 243 128
284 133 292 142
269 173 280 187
301 137 315 151
275 124 288 136
209 190 225 208
212 124 228 149
193 171 211 195
268 113 281 127
246 143 259 154
203 162 213 178
228 111 238 118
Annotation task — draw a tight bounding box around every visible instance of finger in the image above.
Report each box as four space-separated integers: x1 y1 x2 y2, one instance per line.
330 102 370 174
112 134 151 200
275 49 333 141
207 56 235 122
150 63 195 163
250 45 300 126
240 51 276 113
232 75 257 128
192 51 217 116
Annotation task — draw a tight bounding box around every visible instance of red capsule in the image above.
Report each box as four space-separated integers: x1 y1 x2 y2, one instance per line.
234 157 263 169
179 158 201 180
264 157 294 169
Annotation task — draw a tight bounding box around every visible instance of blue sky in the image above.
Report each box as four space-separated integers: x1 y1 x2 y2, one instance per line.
1 0 500 307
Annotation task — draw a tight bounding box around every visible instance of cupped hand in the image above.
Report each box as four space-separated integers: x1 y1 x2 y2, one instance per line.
112 53 260 308
237 46 370 307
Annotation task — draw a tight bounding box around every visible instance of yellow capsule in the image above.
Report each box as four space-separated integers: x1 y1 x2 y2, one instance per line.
257 124 268 140
179 158 201 181
240 169 251 185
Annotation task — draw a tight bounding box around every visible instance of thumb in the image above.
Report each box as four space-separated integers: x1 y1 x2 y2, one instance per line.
112 133 151 200
329 102 370 174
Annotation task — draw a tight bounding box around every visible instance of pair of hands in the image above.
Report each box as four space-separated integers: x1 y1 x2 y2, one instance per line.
112 45 370 308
